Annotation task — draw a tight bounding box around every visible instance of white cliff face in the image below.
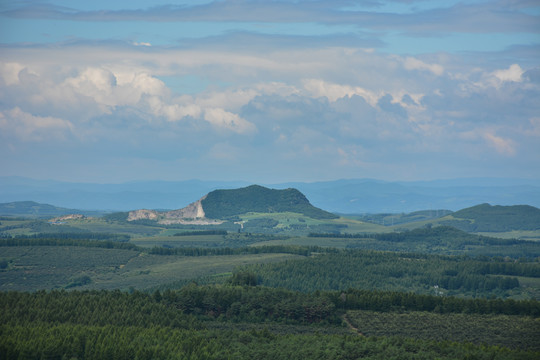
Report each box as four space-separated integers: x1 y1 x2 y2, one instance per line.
127 209 159 221
165 195 206 219
196 199 205 218
127 195 222 225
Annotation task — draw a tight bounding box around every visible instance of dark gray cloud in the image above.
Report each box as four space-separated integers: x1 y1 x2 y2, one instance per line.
3 0 538 34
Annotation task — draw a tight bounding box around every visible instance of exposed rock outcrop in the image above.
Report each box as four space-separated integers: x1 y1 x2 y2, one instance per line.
127 209 159 221
127 196 222 225
164 196 206 219
49 214 86 222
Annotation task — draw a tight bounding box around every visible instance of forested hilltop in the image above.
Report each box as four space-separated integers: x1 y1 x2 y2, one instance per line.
201 185 338 220
444 203 540 232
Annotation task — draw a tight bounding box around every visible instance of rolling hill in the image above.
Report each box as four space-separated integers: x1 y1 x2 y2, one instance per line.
440 203 540 232
0 201 105 218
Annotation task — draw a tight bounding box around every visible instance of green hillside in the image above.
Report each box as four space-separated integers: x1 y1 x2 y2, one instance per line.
442 203 540 232
0 201 104 218
0 201 71 218
201 185 338 220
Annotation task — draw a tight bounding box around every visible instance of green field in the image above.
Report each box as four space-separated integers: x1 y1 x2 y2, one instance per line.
249 235 362 248
0 246 300 291
0 217 163 237
131 234 226 247
236 212 388 235
51 217 164 237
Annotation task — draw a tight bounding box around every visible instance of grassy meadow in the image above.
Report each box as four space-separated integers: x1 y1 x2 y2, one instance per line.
0 246 300 291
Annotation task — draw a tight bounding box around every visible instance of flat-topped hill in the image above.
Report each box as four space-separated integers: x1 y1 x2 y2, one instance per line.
201 185 338 220
124 185 338 224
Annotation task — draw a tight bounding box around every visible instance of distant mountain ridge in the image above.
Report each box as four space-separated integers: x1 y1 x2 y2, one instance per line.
1 176 539 213
0 201 104 218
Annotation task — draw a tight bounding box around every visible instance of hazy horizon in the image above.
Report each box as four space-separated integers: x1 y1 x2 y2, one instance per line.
1 1 539 184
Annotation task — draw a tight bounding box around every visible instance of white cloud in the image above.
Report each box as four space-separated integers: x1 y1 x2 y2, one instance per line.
203 108 256 134
0 107 73 141
469 64 526 90
492 64 523 83
1 41 538 181
483 132 516 156
63 69 170 111
196 88 259 111
145 96 202 122
62 67 117 110
0 62 26 85
302 79 382 106
255 82 299 97
402 57 444 76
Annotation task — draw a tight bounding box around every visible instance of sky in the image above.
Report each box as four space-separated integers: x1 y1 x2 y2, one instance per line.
0 0 539 184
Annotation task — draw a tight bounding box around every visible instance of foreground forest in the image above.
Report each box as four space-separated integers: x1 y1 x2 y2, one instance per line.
1 239 539 359
1 200 540 358
2 284 539 359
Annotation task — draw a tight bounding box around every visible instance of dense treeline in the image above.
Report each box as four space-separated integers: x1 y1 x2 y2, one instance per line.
13 232 131 241
0 238 326 257
3 287 538 330
372 226 521 245
0 238 139 250
148 244 328 257
4 324 537 360
345 310 540 350
0 290 200 329
336 288 540 316
311 225 536 247
1 288 539 359
173 230 228 236
174 283 339 324
243 217 280 231
309 225 540 257
353 209 453 226
101 211 130 222
168 282 540 318
240 250 539 297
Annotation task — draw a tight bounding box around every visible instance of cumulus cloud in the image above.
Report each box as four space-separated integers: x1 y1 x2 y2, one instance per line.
145 96 202 122
402 57 444 76
0 34 538 180
492 64 524 83
0 107 73 141
0 62 25 85
303 79 382 106
203 108 256 134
